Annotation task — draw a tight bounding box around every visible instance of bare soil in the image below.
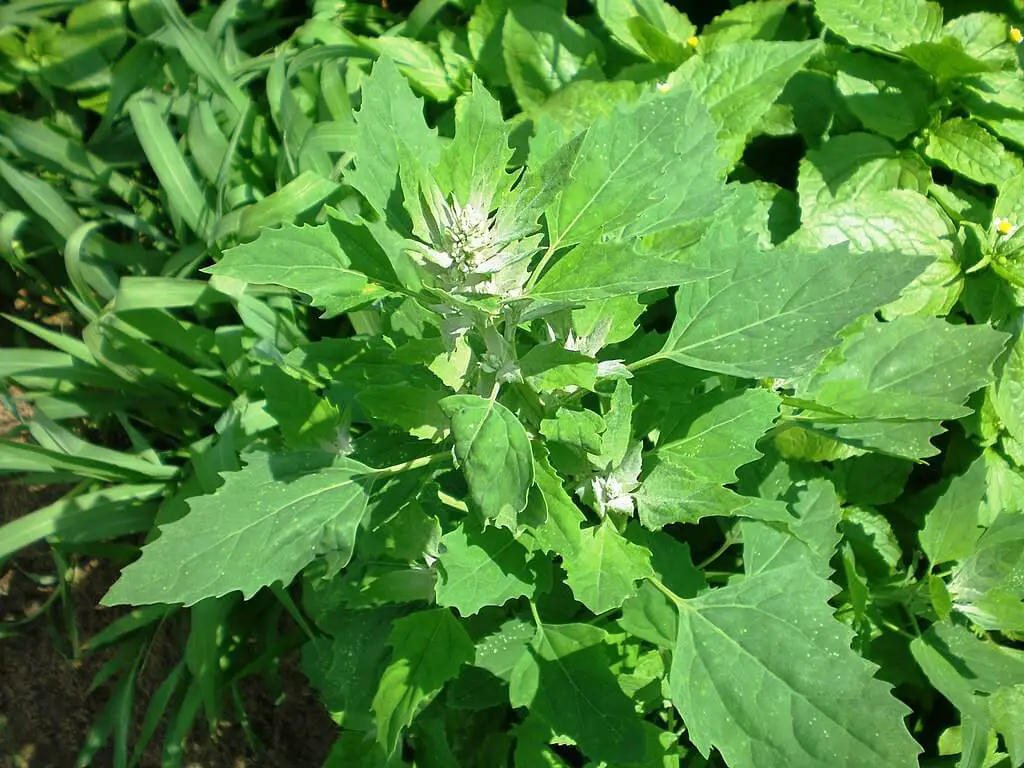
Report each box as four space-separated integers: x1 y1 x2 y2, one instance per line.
0 407 337 768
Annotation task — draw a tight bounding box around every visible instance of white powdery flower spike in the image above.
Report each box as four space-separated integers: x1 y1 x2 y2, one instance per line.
412 192 525 295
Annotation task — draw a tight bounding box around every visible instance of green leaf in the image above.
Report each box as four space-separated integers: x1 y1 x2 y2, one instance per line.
595 0 694 63
796 317 1008 421
509 623 648 764
670 563 922 768
530 448 585 557
440 395 534 529
925 118 1024 190
261 366 341 448
950 512 1024 632
435 77 512 209
206 224 387 318
544 85 724 250
355 383 448 440
742 477 843 577
502 3 602 111
660 239 929 379
673 40 819 167
815 0 942 52
798 133 931 220
302 606 401 730
834 52 933 142
435 524 543 616
530 239 719 301
371 608 474 756
919 455 986 566
103 450 374 607
350 56 441 229
701 0 794 51
991 325 1024 447
563 520 654 614
539 408 605 457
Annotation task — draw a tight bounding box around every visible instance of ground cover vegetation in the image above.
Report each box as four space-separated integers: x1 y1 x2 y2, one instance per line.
2 0 1024 765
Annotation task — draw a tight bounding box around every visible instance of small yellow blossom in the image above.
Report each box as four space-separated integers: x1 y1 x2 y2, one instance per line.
686 35 700 49
1011 26 1023 44
994 216 1018 237
656 81 672 93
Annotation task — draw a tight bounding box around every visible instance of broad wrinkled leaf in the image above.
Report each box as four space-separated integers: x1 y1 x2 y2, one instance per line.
815 0 943 51
435 524 544 616
798 133 931 220
372 608 474 755
595 0 695 62
103 450 374 606
834 52 933 141
794 189 960 319
509 623 648 764
562 520 653 614
671 563 922 768
925 118 1024 190
440 395 534 529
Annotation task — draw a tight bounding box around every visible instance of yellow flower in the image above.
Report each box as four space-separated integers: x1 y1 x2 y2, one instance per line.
994 216 1018 237
686 35 700 49
1011 26 1023 44
656 81 672 93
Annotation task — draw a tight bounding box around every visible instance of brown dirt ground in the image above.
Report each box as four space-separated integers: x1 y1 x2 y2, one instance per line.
0 406 337 768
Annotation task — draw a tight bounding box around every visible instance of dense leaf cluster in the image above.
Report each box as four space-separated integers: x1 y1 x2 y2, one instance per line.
2 0 1024 766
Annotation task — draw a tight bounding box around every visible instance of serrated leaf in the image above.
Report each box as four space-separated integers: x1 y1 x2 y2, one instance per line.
797 317 1008 421
103 450 374 607
834 52 933 142
530 448 585 557
302 606 402 730
661 237 929 379
815 0 942 51
919 455 986 565
434 77 512 208
950 513 1024 632
595 0 694 62
509 623 648 764
925 118 1024 190
794 189 960 319
205 224 387 317
742 477 842 577
350 56 441 232
542 85 724 252
502 3 602 111
563 520 653 614
540 408 605 456
435 524 543 616
701 0 793 51
371 608 474 756
673 40 819 167
798 133 931 218
440 395 534 529
670 563 922 768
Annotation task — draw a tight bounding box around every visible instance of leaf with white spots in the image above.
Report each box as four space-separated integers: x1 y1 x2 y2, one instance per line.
670 563 922 768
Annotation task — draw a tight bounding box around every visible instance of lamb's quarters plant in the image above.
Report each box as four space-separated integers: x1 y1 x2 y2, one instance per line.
4 0 1024 765
93 55 1014 767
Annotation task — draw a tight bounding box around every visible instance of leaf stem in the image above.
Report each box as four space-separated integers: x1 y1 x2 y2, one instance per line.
528 599 543 629
647 575 684 606
627 353 664 372
695 532 738 570
373 452 449 476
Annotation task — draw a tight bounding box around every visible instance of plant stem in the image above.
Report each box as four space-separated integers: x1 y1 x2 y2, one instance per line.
647 575 683 606
373 452 449 476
